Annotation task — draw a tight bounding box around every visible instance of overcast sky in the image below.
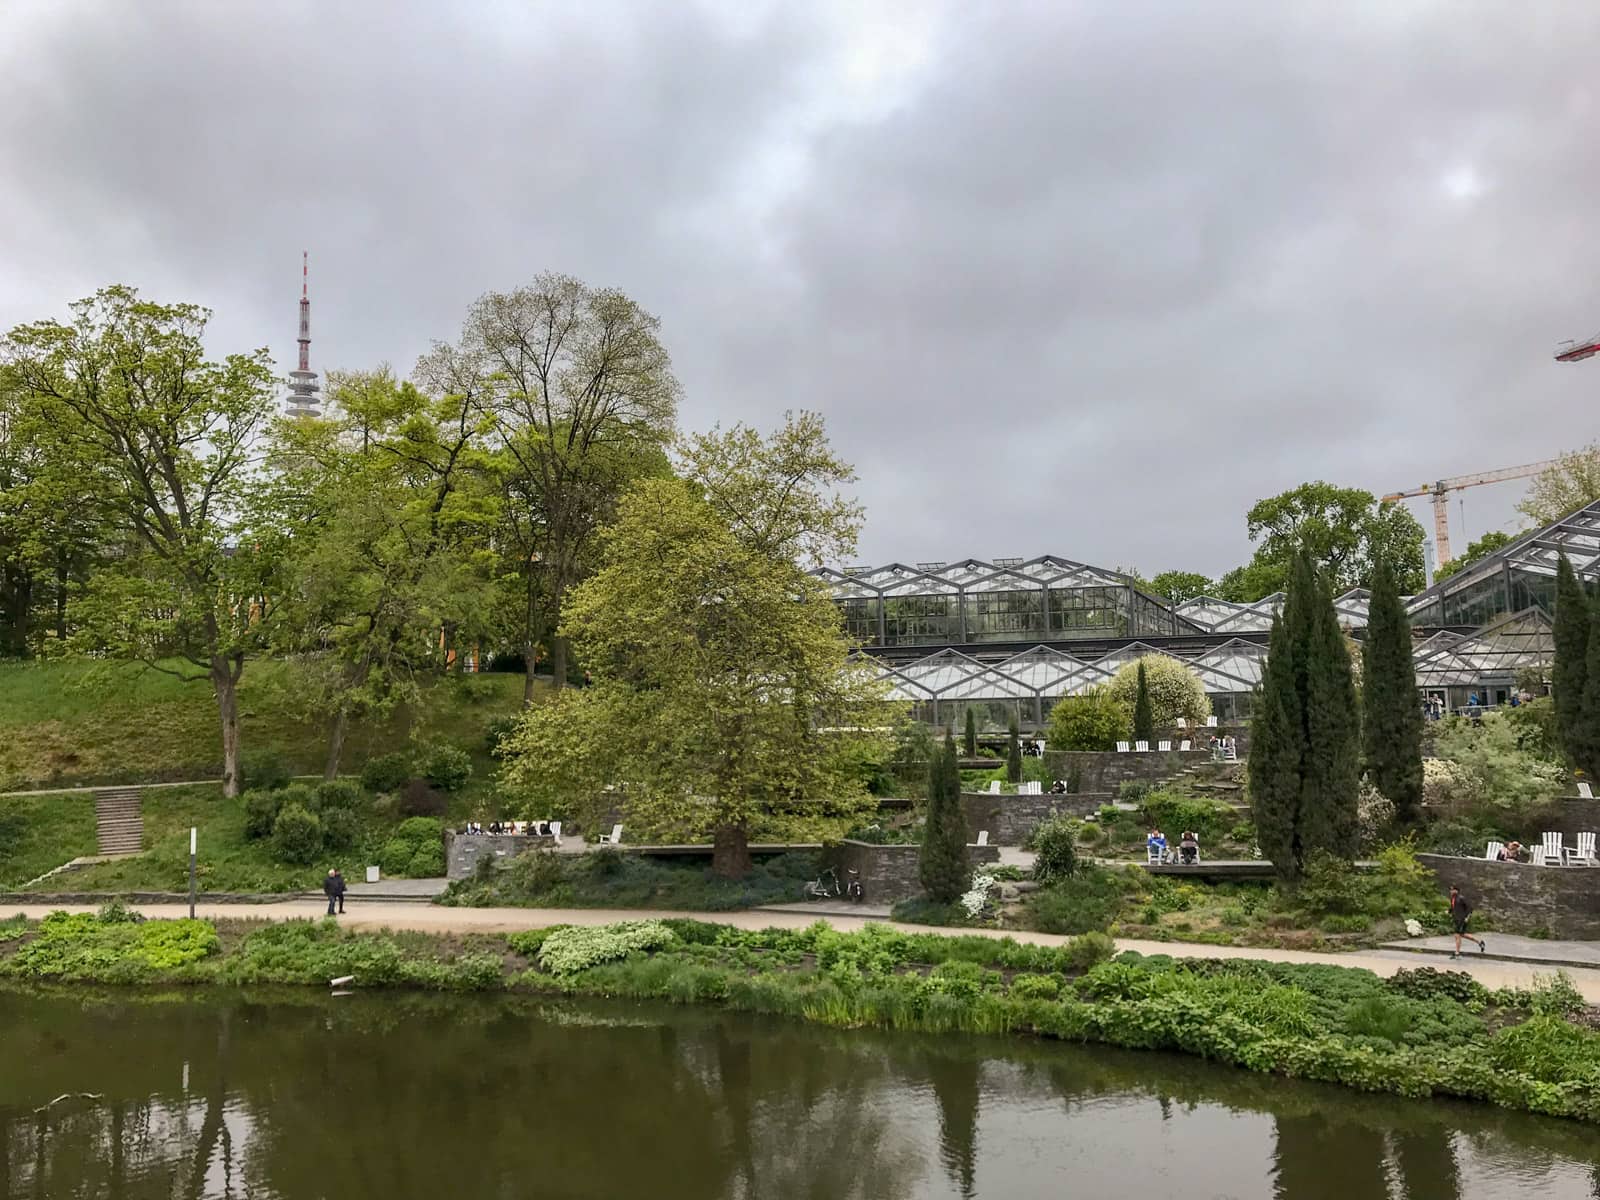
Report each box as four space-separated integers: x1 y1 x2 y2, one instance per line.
4 1 1598 577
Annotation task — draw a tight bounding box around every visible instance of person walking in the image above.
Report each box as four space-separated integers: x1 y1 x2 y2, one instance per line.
324 868 346 916
1447 885 1485 958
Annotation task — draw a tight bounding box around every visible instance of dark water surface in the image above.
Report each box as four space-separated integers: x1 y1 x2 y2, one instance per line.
1 987 1597 1199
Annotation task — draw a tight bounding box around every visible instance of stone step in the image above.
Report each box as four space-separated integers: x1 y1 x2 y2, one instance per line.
94 787 144 858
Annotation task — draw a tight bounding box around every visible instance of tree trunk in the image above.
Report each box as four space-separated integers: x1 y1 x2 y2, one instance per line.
712 823 753 879
523 643 538 707
324 708 349 780
212 659 243 798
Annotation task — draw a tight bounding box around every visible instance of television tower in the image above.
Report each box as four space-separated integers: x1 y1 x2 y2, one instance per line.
285 251 322 418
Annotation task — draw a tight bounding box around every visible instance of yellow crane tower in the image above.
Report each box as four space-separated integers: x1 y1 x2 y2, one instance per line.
1381 460 1558 565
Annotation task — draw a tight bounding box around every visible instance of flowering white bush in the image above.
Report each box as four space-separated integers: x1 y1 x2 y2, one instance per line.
959 869 998 918
538 920 673 976
1404 919 1424 938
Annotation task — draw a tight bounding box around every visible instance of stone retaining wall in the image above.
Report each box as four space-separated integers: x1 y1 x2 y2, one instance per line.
960 792 1110 845
444 831 553 881
825 838 1001 905
1417 853 1600 939
1043 749 1214 793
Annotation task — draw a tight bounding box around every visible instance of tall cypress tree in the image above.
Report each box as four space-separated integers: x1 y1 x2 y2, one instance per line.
920 734 968 903
1577 599 1600 781
1132 661 1155 743
1553 553 1589 765
1361 556 1424 823
1250 552 1360 880
1300 563 1362 861
1005 712 1023 783
963 708 977 758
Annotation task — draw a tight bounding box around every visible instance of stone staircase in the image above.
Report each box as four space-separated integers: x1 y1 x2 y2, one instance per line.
94 787 145 856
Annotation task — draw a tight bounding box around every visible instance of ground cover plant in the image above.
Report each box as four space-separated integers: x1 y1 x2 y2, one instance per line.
440 848 824 911
1 913 1595 1122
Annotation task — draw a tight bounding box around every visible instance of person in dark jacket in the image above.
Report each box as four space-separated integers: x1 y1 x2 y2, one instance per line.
1448 885 1484 958
324 868 346 916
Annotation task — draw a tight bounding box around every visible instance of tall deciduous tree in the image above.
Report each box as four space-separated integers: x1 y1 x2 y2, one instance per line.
1518 444 1600 527
1147 570 1213 604
1552 552 1589 768
1431 531 1512 582
498 418 888 877
919 734 967 903
1131 662 1155 743
2 287 277 795
422 274 680 700
1361 556 1423 823
1249 553 1361 880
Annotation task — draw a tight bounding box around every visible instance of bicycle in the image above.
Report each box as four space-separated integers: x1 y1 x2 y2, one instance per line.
803 867 842 900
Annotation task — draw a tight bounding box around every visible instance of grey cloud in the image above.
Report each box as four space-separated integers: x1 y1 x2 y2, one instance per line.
3 0 1599 578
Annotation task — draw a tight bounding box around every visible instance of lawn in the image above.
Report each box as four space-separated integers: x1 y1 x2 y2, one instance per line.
0 659 537 791
20 783 429 895
0 791 101 888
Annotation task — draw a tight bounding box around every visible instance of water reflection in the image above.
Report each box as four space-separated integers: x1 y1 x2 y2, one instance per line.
1 987 1597 1199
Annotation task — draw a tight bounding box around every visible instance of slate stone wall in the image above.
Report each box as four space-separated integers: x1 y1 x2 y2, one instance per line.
959 792 1111 845
444 831 548 881
1417 853 1600 939
825 839 1001 905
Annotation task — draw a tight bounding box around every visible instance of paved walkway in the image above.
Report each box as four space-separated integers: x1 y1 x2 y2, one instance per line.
7 899 1600 1000
1381 932 1600 970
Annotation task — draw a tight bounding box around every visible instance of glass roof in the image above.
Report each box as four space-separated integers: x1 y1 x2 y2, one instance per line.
1407 499 1600 617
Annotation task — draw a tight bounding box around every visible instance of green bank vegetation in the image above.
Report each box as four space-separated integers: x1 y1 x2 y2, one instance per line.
1 910 1597 1122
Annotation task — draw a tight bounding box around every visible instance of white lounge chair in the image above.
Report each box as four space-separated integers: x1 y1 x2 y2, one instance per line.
549 821 563 847
1575 831 1597 864
1579 781 1595 799
597 823 624 845
1175 718 1187 729
1146 843 1167 864
1116 741 1131 753
1541 831 1565 865
1206 715 1218 728
1531 845 1548 867
987 779 1002 794
1484 841 1504 861
1223 744 1238 762
975 830 989 847
1135 740 1150 753
1179 740 1192 752
1157 740 1172 752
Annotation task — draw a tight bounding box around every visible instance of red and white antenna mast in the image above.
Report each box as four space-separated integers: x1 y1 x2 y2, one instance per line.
286 251 322 417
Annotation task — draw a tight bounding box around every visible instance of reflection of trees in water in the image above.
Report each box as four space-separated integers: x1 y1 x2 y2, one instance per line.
1391 1130 1460 1200
1271 1114 1388 1200
927 1054 980 1199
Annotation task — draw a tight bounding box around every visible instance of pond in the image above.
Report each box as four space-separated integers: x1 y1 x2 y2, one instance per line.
1 988 1597 1199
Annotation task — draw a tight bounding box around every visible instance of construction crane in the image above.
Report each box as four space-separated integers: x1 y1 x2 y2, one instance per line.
1556 332 1600 362
1381 459 1559 565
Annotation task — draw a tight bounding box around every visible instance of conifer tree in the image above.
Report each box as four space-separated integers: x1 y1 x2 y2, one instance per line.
1361 556 1423 823
1251 590 1307 877
1300 563 1361 860
1553 553 1589 765
1577 599 1600 781
1132 661 1155 743
963 708 977 758
919 734 968 903
1006 712 1023 783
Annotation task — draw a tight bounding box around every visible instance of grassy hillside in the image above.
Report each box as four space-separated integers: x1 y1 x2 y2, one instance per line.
0 659 538 791
0 791 102 888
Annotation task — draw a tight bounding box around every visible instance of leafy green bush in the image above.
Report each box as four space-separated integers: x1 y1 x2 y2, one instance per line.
398 779 448 817
1106 655 1210 726
272 804 323 865
1023 867 1131 935
378 817 444 878
1118 780 1149 804
277 782 319 816
485 714 521 759
360 752 411 794
1296 851 1361 915
408 842 446 878
1044 687 1131 751
1031 816 1079 884
1386 967 1488 1007
1064 931 1115 970
537 920 674 976
315 779 362 812
242 789 282 841
321 807 360 852
507 926 565 957
1009 972 1062 1000
1487 1014 1600 1084
1432 714 1566 820
1 911 218 981
96 899 143 924
1141 791 1233 840
242 751 291 791
421 742 473 792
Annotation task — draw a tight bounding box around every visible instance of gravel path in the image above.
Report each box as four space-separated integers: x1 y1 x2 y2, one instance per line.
8 898 1600 1000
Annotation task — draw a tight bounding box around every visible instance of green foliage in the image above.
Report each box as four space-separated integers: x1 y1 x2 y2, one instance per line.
1031 816 1079 885
1554 553 1589 770
378 817 444 879
242 751 292 791
0 909 218 981
963 708 977 758
360 752 411 794
421 741 473 791
537 920 674 976
1131 662 1155 742
1140 791 1233 840
1005 713 1022 783
1432 531 1513 582
320 807 360 852
242 789 282 841
1147 571 1213 605
1044 687 1130 751
1362 556 1424 822
1433 713 1566 819
1009 972 1062 1000
271 803 323 865
484 714 521 759
95 899 144 924
397 779 448 817
1387 967 1489 1007
315 779 362 811
919 735 968 903
1023 867 1133 934
1108 656 1209 727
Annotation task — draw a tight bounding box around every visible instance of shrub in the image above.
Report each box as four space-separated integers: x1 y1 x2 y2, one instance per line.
1386 967 1488 1006
398 779 448 817
485 715 521 759
1032 816 1079 885
1141 791 1232 840
1433 714 1566 820
1296 850 1361 916
277 782 319 816
379 838 416 879
1106 655 1211 727
1045 687 1131 752
321 807 360 852
1064 931 1115 970
242 789 282 841
1118 780 1149 804
1010 972 1062 1000
537 920 674 976
378 817 443 878
408 842 446 878
1024 868 1129 935
242 751 291 791
1357 781 1397 851
315 779 362 812
421 742 473 792
271 804 323 865
96 899 143 924
360 752 411 794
